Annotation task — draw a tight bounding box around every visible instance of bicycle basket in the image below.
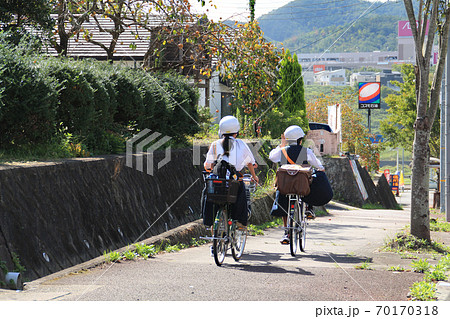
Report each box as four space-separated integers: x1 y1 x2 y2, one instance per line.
205 178 240 204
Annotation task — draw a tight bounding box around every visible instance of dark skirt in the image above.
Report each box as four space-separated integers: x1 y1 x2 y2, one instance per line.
271 171 333 217
202 181 248 226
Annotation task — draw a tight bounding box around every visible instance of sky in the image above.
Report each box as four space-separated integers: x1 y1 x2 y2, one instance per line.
188 0 388 23
188 0 298 22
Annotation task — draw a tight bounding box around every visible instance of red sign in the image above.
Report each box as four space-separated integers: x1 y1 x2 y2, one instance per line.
313 65 326 73
398 20 429 37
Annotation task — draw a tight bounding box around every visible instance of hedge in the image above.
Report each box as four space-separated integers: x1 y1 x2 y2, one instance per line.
0 32 201 155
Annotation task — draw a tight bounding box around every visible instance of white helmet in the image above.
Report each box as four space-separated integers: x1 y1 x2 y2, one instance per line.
219 116 240 137
284 125 305 140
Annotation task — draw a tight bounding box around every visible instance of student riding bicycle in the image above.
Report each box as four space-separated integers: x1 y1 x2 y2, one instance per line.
202 115 259 230
269 125 332 244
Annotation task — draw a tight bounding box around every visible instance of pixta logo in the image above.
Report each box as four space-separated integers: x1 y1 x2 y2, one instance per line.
126 129 172 176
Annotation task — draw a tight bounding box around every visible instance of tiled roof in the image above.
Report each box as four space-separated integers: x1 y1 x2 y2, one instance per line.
46 15 162 61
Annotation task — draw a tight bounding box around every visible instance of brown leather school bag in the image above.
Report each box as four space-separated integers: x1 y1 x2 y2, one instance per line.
275 164 313 196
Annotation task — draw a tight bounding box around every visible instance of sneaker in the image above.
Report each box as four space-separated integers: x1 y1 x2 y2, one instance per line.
280 233 290 245
305 208 315 220
210 246 215 257
236 222 247 231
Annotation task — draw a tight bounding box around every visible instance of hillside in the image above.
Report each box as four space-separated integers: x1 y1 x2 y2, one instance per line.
258 0 409 53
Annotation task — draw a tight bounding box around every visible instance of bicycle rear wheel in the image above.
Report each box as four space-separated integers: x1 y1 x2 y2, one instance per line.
299 200 307 252
289 199 300 256
231 223 247 261
213 208 228 266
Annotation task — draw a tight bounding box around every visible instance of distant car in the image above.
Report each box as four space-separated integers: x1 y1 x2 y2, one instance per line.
308 122 333 132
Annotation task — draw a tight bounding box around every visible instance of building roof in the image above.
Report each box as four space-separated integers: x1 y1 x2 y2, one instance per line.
45 15 162 61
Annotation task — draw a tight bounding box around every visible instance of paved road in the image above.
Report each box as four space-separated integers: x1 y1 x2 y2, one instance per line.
2 191 437 302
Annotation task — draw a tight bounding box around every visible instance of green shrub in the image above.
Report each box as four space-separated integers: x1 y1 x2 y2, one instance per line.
0 36 59 148
110 68 145 126
42 58 120 154
0 31 203 158
157 72 200 140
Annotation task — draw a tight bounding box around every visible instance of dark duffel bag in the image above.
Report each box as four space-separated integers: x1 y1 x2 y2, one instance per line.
303 171 333 206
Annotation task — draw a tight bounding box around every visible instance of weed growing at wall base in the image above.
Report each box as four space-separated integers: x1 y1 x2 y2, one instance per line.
409 281 437 301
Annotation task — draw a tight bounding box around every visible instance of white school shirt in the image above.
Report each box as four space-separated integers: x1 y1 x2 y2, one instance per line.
204 137 256 171
268 143 324 170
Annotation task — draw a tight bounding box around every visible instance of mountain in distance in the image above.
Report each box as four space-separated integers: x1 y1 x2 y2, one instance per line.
257 0 410 53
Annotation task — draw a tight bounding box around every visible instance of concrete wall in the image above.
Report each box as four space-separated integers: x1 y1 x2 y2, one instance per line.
323 156 397 209
0 150 204 282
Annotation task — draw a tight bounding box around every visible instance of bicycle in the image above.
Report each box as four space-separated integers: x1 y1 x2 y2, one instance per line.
201 172 255 266
285 194 307 256
276 164 312 256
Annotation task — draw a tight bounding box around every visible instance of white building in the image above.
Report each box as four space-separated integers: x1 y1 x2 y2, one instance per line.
314 69 346 86
349 72 377 87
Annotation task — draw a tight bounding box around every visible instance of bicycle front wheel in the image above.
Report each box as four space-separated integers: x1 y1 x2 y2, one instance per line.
213 207 228 266
289 199 300 256
231 223 247 261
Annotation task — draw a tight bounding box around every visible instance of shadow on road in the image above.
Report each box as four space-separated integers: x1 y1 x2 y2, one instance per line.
304 253 372 265
224 262 315 276
219 250 372 275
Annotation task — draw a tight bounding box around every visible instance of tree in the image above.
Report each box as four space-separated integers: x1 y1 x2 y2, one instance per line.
49 0 96 56
217 21 281 136
262 49 307 138
277 49 306 115
403 0 450 241
46 1 281 137
249 0 255 22
0 0 53 31
380 63 440 158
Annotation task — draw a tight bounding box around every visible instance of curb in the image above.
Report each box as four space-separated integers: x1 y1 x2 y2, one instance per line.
436 280 450 301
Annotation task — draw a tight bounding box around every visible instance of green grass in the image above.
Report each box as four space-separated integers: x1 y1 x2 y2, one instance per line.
411 258 431 273
354 259 373 270
362 203 384 210
248 218 283 236
430 219 450 232
424 265 448 282
123 250 136 260
387 265 406 272
409 281 437 301
103 250 122 263
133 243 156 259
382 232 450 255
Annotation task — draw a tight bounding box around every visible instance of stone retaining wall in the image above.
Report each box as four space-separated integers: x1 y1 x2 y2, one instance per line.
0 150 204 282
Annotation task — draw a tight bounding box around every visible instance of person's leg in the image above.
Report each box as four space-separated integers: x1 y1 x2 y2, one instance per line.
280 203 289 244
232 182 248 229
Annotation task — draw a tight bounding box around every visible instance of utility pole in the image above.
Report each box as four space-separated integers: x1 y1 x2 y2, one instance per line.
441 61 445 212
444 34 450 222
